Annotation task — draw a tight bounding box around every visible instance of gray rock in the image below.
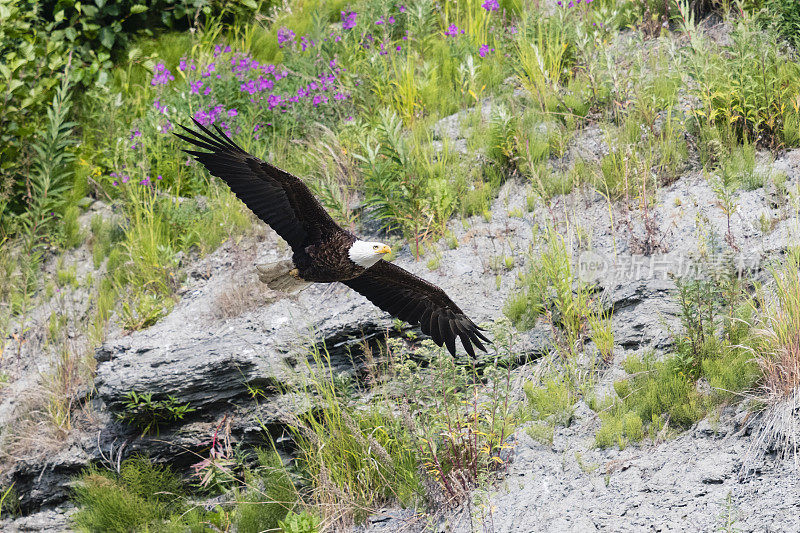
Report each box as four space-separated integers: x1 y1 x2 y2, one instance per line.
2 505 76 532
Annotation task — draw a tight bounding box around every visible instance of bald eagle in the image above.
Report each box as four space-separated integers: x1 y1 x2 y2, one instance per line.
176 120 489 358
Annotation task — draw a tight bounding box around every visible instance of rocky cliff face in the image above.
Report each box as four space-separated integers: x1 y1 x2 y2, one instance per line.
4 104 800 530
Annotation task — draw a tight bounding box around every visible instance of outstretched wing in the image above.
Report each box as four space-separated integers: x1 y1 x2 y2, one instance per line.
175 120 342 256
343 261 489 358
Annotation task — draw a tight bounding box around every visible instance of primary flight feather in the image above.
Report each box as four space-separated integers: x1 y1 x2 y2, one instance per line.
176 120 489 357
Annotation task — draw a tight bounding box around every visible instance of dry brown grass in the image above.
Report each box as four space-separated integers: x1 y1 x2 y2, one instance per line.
746 252 800 470
755 254 800 400
212 277 276 320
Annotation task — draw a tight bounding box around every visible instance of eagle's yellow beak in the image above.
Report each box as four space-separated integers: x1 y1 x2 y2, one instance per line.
377 244 391 254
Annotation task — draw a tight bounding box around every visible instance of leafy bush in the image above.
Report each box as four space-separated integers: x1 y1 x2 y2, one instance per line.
0 0 261 236
687 14 800 149
764 0 800 49
356 110 461 253
18 68 76 243
117 391 195 435
0 0 69 197
596 257 760 448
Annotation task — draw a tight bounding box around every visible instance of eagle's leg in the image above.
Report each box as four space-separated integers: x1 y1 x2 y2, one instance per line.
256 260 310 293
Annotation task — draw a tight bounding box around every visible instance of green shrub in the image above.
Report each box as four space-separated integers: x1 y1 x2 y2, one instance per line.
763 0 800 48
523 377 575 426
0 0 69 191
525 421 555 446
72 456 185 532
596 354 703 448
595 411 626 449
687 15 800 149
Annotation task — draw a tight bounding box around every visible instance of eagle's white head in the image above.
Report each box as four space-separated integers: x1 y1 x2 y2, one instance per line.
349 240 391 268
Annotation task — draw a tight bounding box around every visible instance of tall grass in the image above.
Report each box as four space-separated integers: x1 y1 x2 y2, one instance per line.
514 14 575 114
755 253 800 402
287 344 422 526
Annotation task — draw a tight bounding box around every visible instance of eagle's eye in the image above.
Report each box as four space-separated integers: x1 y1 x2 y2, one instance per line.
373 245 379 250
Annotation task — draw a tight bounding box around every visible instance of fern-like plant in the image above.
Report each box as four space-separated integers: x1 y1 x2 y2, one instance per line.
20 55 76 246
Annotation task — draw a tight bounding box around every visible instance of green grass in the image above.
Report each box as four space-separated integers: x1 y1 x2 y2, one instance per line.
234 450 299 533
72 456 187 532
72 451 304 533
524 377 575 426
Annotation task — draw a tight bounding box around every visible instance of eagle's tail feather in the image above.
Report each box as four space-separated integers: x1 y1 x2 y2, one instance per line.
256 260 310 293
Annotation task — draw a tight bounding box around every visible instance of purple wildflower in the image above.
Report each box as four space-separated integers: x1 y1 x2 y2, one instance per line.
228 109 238 117
445 24 461 37
277 27 295 47
202 63 216 77
151 63 174 86
267 94 282 110
482 0 499 11
213 44 231 57
341 11 357 30
479 44 494 58
194 109 211 126
182 58 197 71
375 17 384 25
154 100 167 113
399 5 406 13
190 80 203 94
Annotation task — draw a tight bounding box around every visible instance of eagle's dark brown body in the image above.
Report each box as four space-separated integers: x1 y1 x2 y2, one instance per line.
177 120 490 358
296 231 363 282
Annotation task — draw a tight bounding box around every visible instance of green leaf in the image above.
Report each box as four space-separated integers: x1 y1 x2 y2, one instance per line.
241 0 257 9
99 27 114 49
64 27 77 42
95 0 106 7
130 4 147 14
